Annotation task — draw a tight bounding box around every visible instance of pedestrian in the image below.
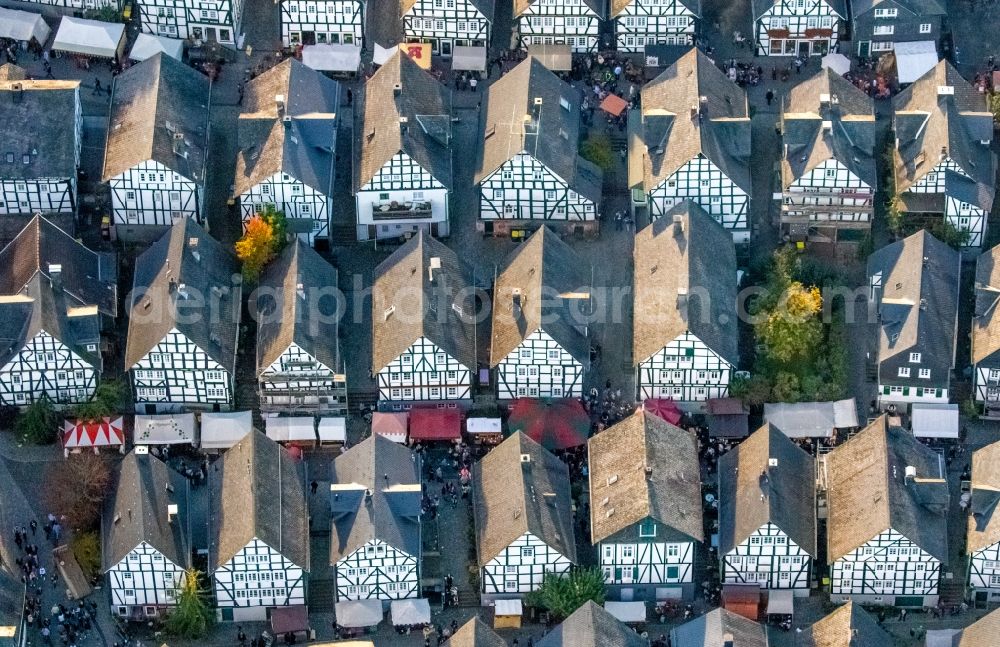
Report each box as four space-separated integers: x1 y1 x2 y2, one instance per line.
310 480 318 495
470 77 478 92
92 78 102 96
29 520 37 536
346 88 353 105
238 626 247 646
765 90 774 105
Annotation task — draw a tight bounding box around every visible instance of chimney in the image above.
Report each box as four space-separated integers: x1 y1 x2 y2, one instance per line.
283 115 292 129
690 104 699 119
49 263 62 290
644 465 653 478
905 465 917 482
673 213 684 235
393 83 402 97
512 288 522 319
177 283 188 299
723 633 735 647
167 503 178 523
188 236 199 248
819 93 831 105
520 453 531 463
275 94 285 114
296 281 305 300
11 82 23 103
399 116 409 134
428 256 441 282
822 120 833 134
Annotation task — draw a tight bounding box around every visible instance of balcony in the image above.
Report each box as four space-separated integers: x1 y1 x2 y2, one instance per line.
372 200 433 220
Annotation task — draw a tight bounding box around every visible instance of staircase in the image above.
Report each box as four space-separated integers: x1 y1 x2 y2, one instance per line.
938 575 966 606
308 579 336 613
456 587 480 608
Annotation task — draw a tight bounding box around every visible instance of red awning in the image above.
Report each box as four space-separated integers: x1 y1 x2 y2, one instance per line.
722 584 761 621
600 93 628 117
508 398 590 450
62 417 125 448
408 408 461 441
270 605 309 634
372 412 408 443
643 399 682 426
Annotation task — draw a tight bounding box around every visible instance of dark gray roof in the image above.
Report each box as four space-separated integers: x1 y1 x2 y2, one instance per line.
208 431 309 570
0 77 79 181
588 410 703 544
515 0 604 17
329 434 422 562
948 607 1000 647
973 244 1000 364
365 0 402 48
796 601 890 647
867 229 959 383
967 441 1000 553
671 608 767 647
538 602 646 647
476 57 602 205
125 217 242 373
782 68 877 188
354 52 453 192
256 241 341 376
853 0 945 16
893 61 996 199
635 49 751 194
0 214 117 317
633 201 738 366
718 424 817 555
444 617 506 647
472 432 577 565
0 63 26 82
826 416 949 562
103 451 190 572
234 59 340 198
490 226 590 367
103 53 210 183
371 230 477 372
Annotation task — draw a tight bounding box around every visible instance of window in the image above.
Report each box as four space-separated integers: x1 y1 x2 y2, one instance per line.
639 520 656 538
919 23 932 34
521 547 534 558
520 349 532 359
918 368 931 379
874 8 898 18
667 545 679 557
622 546 635 559
909 352 921 363
898 367 910 378
873 25 894 36
504 580 518 591
750 537 761 545
826 168 836 178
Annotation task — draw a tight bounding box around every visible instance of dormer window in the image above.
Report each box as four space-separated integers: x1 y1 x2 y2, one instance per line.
898 367 911 378
909 352 921 363
639 520 656 538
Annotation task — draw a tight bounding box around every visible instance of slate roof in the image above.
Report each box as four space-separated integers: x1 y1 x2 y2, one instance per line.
443 617 506 647
354 52 453 192
671 608 768 647
866 229 960 382
472 432 576 565
826 416 949 562
515 0 604 18
893 60 995 205
781 68 877 189
256 240 341 376
0 214 117 317
967 440 1000 553
635 49 750 194
947 608 1000 647
490 226 590 367
475 57 602 205
365 0 402 48
796 601 890 647
537 602 645 647
234 59 340 198
103 53 210 183
852 0 945 16
633 201 738 366
371 230 477 372
0 63 26 81
588 410 703 544
329 434 422 563
0 76 79 181
125 217 241 373
972 243 1000 364
103 451 190 572
400 0 495 22
613 0 698 18
208 431 309 571
718 424 817 556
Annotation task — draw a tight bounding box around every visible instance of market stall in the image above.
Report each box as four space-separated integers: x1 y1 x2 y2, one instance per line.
895 40 938 84
335 599 383 632
318 417 347 446
129 33 184 62
62 417 125 457
0 8 51 47
408 408 461 443
766 589 794 616
763 399 858 439
265 417 316 446
466 417 502 445
821 52 851 75
302 43 361 74
452 45 486 71
133 413 196 446
706 398 749 438
390 599 431 628
643 398 682 425
911 403 959 439
722 584 760 621
200 411 252 452
493 599 522 629
527 44 572 71
270 605 310 641
508 398 590 450
52 17 126 60
604 601 646 624
371 412 408 443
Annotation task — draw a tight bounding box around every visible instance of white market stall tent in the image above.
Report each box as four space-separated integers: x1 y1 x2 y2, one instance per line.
0 8 51 46
133 413 196 446
766 589 794 615
335 599 383 628
763 399 858 438
302 44 361 73
265 416 316 445
200 411 253 450
451 45 486 71
53 17 126 60
604 601 646 623
895 40 939 84
911 403 959 439
129 33 184 62
317 417 346 445
390 599 430 626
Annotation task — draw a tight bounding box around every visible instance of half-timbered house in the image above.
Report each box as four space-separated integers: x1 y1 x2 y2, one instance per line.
633 201 738 405
537 601 647 647
0 215 117 407
472 432 576 603
967 441 1000 603
280 0 364 47
103 450 191 620
19 0 117 10
852 0 945 57
372 231 477 410
401 0 494 58
867 229 960 410
798 601 891 647
893 60 996 247
256 241 346 414
125 218 242 413
629 49 751 242
208 431 309 622
354 52 453 241
588 411 703 601
671 608 768 647
718 424 816 595
972 244 1000 418
475 57 602 236
136 0 245 46
103 54 211 241
514 0 604 52
823 415 949 607
0 71 81 223
330 435 422 602
779 68 877 242
490 227 590 400
611 0 699 51
752 0 843 57
235 59 340 245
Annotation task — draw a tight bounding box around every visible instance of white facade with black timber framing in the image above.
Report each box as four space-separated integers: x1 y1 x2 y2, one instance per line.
108 161 201 229
612 0 698 52
479 153 598 225
753 0 842 57
376 336 472 408
966 441 1000 602
136 0 245 46
637 334 731 402
132 330 234 412
496 329 585 400
0 329 99 407
333 540 419 601
240 172 332 244
972 246 1000 416
829 530 941 606
402 0 492 56
515 0 602 52
482 532 573 598
281 0 364 46
213 539 306 619
356 152 449 240
648 156 749 240
259 344 346 414
20 0 116 9
722 522 812 591
108 542 187 618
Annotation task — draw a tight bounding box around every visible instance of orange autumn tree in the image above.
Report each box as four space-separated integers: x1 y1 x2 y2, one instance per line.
235 205 287 281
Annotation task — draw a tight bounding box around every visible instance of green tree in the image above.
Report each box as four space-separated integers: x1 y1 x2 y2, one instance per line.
929 219 971 250
71 380 127 422
71 531 101 579
729 374 772 408
83 7 121 22
15 397 57 445
579 133 616 173
771 372 801 402
524 566 606 621
886 195 905 236
989 92 1000 123
755 282 824 363
164 569 214 639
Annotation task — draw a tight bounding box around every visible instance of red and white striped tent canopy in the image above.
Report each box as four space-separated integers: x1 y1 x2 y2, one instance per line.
62 417 125 449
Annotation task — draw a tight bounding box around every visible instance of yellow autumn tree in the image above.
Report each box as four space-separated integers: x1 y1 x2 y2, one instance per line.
756 281 823 363
236 206 288 281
